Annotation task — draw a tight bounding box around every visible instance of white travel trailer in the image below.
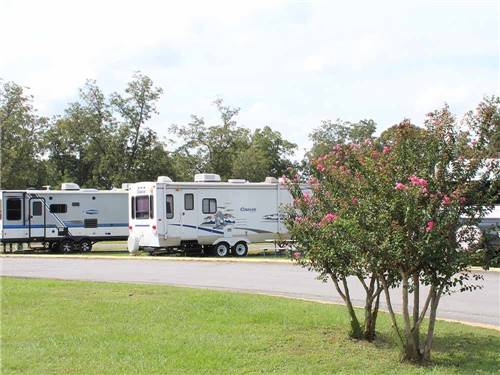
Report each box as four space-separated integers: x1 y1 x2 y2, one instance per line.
0 183 128 253
128 174 300 256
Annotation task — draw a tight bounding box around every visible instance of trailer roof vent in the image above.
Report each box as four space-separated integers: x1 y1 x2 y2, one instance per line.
194 173 221 183
80 188 99 192
265 177 278 184
228 179 247 183
157 176 173 183
121 183 131 190
61 182 80 191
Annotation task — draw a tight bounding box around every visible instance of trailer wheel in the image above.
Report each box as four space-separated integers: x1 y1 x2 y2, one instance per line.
214 242 230 257
60 239 75 253
233 242 248 257
49 242 60 253
79 239 92 253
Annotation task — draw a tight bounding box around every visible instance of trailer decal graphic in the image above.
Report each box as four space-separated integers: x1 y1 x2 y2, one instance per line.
3 223 128 229
168 224 224 235
233 227 273 234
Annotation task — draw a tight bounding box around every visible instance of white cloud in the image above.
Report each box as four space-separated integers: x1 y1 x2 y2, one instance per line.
0 0 498 159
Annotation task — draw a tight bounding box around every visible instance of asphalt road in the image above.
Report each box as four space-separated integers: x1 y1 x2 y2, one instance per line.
1 257 499 327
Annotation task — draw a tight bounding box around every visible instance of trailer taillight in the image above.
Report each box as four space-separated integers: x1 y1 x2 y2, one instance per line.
152 224 157 231
128 225 133 231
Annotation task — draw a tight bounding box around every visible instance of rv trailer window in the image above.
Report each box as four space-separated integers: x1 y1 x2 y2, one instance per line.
166 195 174 219
149 196 154 219
6 198 22 220
184 193 194 210
49 204 67 214
202 198 217 214
32 201 43 216
131 197 135 219
135 196 150 219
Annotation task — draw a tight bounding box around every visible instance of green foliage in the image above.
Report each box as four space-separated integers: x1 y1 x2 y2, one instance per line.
2 76 297 188
0 81 47 189
43 73 175 189
232 126 296 181
170 99 250 181
171 100 296 181
308 118 376 158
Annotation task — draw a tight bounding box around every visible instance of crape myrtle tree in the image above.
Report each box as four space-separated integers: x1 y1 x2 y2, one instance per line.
284 145 388 341
374 100 498 363
284 97 499 363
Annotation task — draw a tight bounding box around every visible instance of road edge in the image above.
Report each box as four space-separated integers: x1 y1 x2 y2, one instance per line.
1 254 500 271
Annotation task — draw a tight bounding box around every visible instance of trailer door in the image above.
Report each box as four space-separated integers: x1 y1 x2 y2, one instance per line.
28 197 46 241
180 190 198 240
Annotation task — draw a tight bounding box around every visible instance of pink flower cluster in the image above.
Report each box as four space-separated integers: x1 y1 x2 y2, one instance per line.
382 146 391 155
441 195 451 205
425 220 435 232
320 212 338 226
409 175 428 188
294 216 306 224
395 182 407 191
308 176 319 186
302 192 313 204
409 175 429 193
349 143 360 150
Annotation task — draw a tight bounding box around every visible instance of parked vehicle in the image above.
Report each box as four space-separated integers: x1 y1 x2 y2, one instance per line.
128 174 303 256
479 204 500 250
0 183 128 253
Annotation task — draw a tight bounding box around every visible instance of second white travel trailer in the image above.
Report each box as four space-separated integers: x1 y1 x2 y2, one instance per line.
128 174 302 256
0 183 128 253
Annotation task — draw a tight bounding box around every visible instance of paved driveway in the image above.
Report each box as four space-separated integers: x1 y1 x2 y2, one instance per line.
1 257 499 327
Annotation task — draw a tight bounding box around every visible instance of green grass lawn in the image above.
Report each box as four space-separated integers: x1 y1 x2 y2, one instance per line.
1 277 499 374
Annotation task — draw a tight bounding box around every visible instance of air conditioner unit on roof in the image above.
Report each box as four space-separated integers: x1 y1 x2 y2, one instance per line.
194 173 221 182
61 182 80 190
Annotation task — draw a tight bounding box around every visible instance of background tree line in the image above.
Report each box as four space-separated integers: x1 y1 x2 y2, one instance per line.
4 73 497 190
0 73 381 190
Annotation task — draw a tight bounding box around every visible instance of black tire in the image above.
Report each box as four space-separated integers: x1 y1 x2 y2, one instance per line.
79 239 92 253
59 239 75 253
232 241 248 257
214 242 230 257
49 242 60 253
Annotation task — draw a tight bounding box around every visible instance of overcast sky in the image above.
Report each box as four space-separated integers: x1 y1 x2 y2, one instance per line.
1 0 498 157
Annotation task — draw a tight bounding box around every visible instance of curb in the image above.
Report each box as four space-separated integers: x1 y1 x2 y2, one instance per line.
470 266 500 273
0 253 293 265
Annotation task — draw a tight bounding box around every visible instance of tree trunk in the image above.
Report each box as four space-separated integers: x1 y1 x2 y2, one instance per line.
411 273 420 352
401 272 422 363
380 276 404 348
423 288 442 362
363 296 375 341
364 288 381 341
342 277 363 339
331 276 363 340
